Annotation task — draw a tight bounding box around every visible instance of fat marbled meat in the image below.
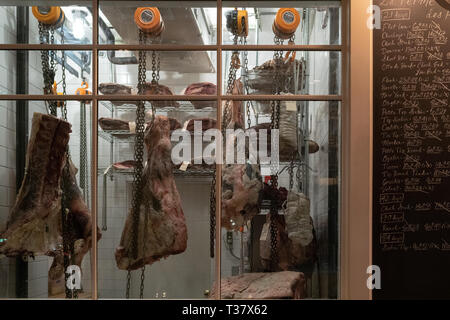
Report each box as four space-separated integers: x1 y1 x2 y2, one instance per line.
0 113 100 262
115 116 187 270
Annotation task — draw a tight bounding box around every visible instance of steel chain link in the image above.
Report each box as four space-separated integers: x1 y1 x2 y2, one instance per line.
269 36 284 271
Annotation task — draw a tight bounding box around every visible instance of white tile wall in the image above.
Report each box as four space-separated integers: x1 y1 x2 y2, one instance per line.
0 6 17 299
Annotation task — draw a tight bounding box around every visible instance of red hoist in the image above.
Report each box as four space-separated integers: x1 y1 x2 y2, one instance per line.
125 7 165 299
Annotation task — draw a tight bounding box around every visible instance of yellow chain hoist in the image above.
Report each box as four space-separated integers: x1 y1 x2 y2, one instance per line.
273 8 301 62
134 7 165 36
32 6 65 27
226 8 249 37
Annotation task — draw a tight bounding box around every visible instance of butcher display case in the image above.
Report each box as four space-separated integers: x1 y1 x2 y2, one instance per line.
0 0 344 300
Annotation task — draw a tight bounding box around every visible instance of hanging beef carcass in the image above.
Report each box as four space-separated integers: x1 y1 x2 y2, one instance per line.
183 82 217 109
0 113 100 264
115 116 187 270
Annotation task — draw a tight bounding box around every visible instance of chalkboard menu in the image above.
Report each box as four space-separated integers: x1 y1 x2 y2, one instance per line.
373 0 450 299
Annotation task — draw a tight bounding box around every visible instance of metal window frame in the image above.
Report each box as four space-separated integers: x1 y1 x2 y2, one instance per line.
0 0 349 300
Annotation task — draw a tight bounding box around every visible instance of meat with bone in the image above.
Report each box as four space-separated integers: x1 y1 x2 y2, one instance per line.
183 82 217 109
211 271 306 299
0 113 100 262
0 113 71 257
143 83 179 108
221 164 263 231
99 83 135 106
115 116 187 270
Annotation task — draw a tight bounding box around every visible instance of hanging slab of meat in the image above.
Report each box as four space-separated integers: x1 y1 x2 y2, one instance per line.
185 118 217 132
0 113 71 257
260 213 316 271
143 83 179 108
115 116 187 270
222 164 263 231
211 271 306 299
99 83 135 106
0 113 101 261
184 82 217 109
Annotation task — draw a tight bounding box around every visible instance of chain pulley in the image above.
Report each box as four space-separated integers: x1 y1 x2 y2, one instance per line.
210 9 250 259
126 12 162 299
36 9 78 298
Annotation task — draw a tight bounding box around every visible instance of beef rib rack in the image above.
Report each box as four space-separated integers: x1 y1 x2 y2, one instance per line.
115 116 187 270
0 113 100 262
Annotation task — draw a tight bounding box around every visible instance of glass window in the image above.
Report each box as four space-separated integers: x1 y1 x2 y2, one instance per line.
0 0 343 300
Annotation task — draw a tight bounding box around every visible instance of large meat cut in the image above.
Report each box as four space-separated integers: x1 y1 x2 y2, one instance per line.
183 82 217 109
115 116 187 270
221 164 263 231
211 271 306 299
0 113 100 262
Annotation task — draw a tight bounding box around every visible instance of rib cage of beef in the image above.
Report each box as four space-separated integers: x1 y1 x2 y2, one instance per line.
115 116 187 270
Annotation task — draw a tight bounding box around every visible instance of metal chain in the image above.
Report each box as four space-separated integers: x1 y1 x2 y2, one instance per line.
269 36 284 271
39 23 57 115
209 173 216 258
127 30 149 299
241 26 252 129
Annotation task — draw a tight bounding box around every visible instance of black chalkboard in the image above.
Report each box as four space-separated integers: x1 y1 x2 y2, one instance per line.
373 0 450 299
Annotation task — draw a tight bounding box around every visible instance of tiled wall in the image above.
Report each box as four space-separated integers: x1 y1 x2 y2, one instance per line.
0 6 17 298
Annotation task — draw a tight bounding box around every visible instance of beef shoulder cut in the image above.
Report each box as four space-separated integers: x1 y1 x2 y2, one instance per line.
0 113 100 260
115 116 187 270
